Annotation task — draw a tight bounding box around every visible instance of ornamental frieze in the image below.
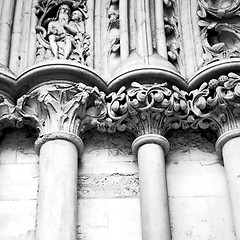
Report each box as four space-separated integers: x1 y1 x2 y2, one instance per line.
0 74 239 139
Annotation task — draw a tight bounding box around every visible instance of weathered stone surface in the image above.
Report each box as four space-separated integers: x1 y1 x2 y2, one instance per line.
0 128 38 165
78 173 139 199
80 130 136 175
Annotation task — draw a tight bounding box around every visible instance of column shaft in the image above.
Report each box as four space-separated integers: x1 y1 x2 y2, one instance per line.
222 136 240 239
35 139 78 240
137 142 171 240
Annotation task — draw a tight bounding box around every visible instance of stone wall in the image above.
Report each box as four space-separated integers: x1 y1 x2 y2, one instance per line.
0 128 38 240
0 128 227 239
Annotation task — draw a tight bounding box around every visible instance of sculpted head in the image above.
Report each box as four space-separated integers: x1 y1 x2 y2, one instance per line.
57 4 71 20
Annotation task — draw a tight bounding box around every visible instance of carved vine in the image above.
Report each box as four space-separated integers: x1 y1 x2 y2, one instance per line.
0 76 239 139
164 0 182 71
190 72 240 136
99 82 189 137
35 0 90 64
198 0 240 65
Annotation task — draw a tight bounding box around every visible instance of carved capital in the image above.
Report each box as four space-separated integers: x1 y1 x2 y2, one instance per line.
0 93 17 130
190 72 240 137
102 82 189 137
16 83 106 137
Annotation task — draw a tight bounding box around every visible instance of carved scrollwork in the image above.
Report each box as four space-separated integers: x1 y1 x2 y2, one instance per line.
190 72 240 136
16 83 106 137
101 82 189 137
198 0 240 19
35 0 90 64
198 0 240 65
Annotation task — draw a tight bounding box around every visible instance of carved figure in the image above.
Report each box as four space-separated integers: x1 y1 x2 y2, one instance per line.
48 4 73 59
67 9 88 62
35 0 90 64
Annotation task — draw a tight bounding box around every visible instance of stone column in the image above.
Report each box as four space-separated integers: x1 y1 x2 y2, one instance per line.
107 80 188 240
216 130 240 240
132 134 171 240
16 82 106 240
190 72 240 240
34 133 83 240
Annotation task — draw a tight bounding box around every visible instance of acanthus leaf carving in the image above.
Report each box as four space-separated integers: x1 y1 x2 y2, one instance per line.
16 83 107 137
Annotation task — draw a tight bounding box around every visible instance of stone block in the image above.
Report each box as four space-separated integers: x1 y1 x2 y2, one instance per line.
169 196 235 240
0 164 38 201
167 160 229 197
78 173 139 198
78 198 141 240
0 200 36 239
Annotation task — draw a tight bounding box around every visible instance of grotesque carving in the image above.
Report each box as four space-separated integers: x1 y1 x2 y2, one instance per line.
198 0 240 65
36 0 90 64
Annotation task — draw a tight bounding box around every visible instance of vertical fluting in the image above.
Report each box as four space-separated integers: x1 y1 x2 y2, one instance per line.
94 0 102 74
9 0 24 73
154 0 168 58
18 0 32 73
119 0 129 61
27 0 38 68
0 0 16 67
86 0 95 68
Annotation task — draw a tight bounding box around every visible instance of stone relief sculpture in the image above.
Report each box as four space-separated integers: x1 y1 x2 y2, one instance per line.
107 0 120 72
164 0 182 70
197 0 240 65
35 0 90 64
